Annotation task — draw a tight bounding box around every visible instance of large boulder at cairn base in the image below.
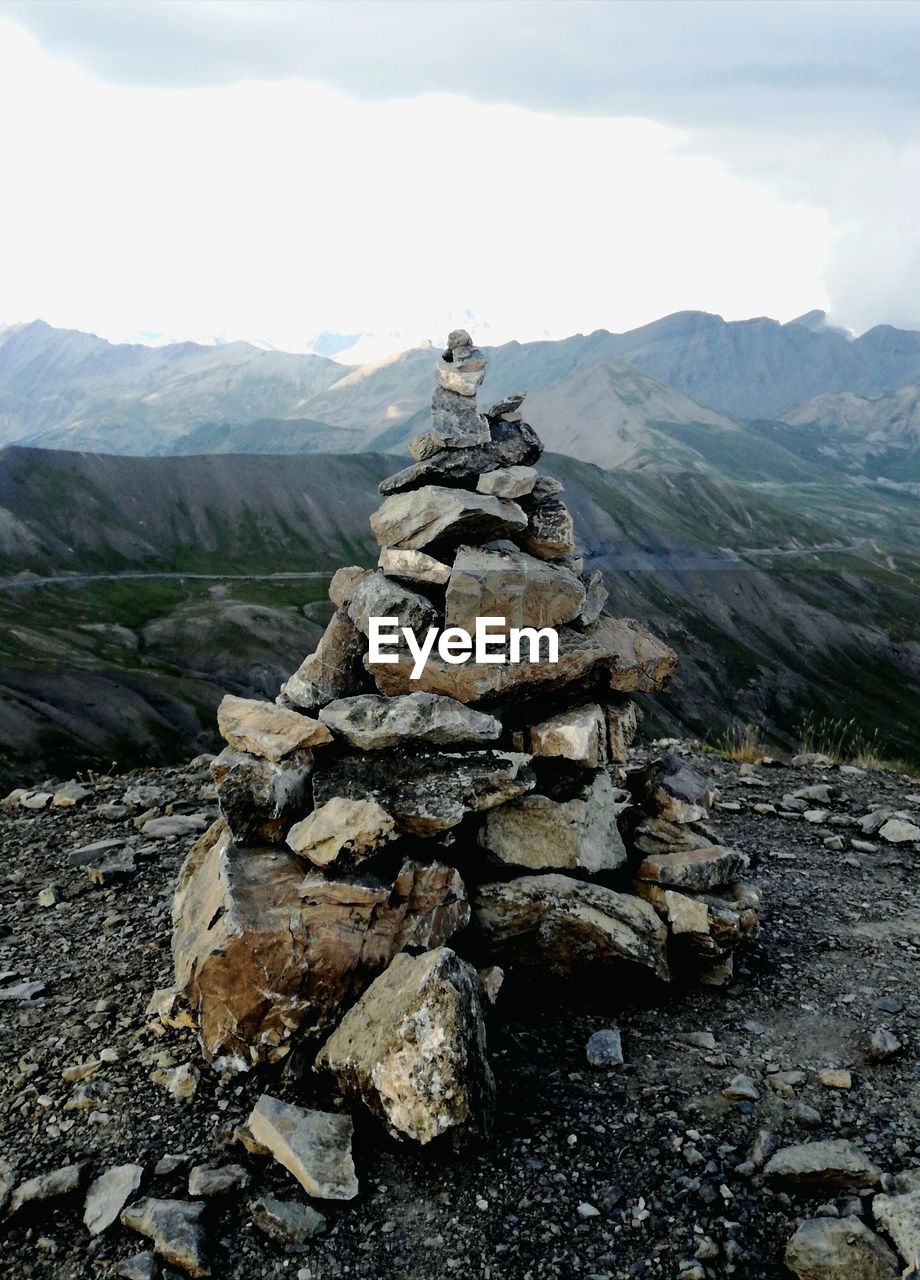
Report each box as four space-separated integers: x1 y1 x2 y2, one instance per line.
172 822 468 1071
444 545 585 633
280 611 367 713
316 947 496 1145
312 749 535 836
318 692 501 751
369 616 678 705
473 873 670 980
478 770 628 874
371 485 527 550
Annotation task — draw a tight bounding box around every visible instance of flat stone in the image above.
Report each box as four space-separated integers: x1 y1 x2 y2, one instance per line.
369 616 677 704
529 703 607 767
476 466 539 499
247 1095 358 1200
20 790 52 809
765 1140 882 1189
435 351 485 397
316 947 495 1145
515 498 575 559
312 750 534 837
378 547 451 586
280 611 367 714
120 1197 209 1277
211 747 313 846
173 822 468 1070
444 545 585 634
141 815 207 839
478 771 627 874
818 1068 852 1090
83 1163 144 1235
187 1165 249 1197
371 485 527 551
872 1190 920 1273
319 692 501 751
217 695 332 762
6 1161 88 1216
68 837 129 868
635 845 748 891
723 1074 760 1101
632 882 712 935
378 418 543 496
346 570 436 638
586 1027 623 1068
785 1216 899 1280
879 817 920 843
249 1195 326 1244
286 797 397 867
473 873 669 980
52 781 92 807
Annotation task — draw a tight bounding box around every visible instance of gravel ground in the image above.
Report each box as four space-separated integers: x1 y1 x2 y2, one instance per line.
1 747 918 1279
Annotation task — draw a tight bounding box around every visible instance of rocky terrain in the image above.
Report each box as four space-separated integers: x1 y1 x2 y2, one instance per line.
1 745 918 1279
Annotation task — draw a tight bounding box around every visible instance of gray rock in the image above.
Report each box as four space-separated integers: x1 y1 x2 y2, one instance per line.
141 815 208 840
868 1028 902 1060
635 845 748 891
120 1197 209 1277
116 1255 159 1280
249 1195 327 1244
371 485 527 551
473 873 669 980
529 703 607 768
52 780 93 807
313 749 535 837
723 1074 760 1101
246 1095 358 1200
579 570 608 626
83 1163 144 1235
515 497 575 560
873 1190 920 1273
316 947 495 1144
765 1140 882 1189
319 692 501 751
586 1027 624 1068
346 570 437 638
328 566 371 611
6 1161 88 1217
878 817 920 843
785 1216 899 1279
280 611 367 713
187 1164 249 1197
378 418 543 495
628 754 715 823
211 747 313 846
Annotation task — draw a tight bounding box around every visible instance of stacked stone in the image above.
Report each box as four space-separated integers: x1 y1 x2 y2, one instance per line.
170 329 759 1149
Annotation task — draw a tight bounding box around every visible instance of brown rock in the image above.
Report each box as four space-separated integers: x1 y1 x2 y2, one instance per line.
286 797 397 867
172 823 468 1070
119 1198 209 1277
515 498 575 559
606 700 640 762
316 948 495 1145
328 566 372 611
378 547 452 586
479 771 627 874
444 545 585 633
217 695 332 763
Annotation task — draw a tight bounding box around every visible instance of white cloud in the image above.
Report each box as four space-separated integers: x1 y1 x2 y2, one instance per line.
0 17 831 352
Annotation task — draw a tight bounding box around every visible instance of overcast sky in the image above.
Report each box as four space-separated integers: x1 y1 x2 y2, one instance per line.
1 0 918 358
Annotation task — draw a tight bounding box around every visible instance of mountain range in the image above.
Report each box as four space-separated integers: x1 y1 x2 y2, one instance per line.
5 310 920 471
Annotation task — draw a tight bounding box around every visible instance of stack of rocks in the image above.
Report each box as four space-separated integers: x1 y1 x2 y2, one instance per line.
171 329 760 1148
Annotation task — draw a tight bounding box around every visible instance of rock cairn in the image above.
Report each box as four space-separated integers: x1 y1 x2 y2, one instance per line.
171 329 760 1153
